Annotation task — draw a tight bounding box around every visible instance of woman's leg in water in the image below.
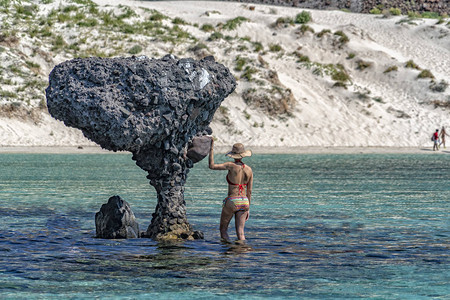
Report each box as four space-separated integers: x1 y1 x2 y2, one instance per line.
220 204 234 241
235 210 249 240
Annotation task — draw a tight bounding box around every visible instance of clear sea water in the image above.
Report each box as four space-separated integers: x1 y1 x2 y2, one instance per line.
0 152 449 299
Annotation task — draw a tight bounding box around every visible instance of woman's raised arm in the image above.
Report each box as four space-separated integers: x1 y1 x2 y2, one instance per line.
209 138 229 170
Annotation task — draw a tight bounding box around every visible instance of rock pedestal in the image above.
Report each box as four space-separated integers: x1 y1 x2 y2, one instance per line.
46 55 236 240
95 195 140 239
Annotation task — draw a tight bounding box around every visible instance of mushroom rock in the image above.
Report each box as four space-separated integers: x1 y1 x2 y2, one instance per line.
46 55 236 240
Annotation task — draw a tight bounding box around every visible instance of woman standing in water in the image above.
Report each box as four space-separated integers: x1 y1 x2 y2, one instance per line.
209 140 253 242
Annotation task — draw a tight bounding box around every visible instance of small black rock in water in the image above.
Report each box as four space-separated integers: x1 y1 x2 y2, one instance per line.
95 195 140 239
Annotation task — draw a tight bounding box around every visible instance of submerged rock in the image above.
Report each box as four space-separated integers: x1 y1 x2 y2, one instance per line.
46 55 236 240
95 195 139 239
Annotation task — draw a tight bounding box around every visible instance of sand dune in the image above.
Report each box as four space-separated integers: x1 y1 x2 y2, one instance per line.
0 0 448 149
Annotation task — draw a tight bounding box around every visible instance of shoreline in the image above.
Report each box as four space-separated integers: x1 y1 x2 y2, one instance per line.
0 145 448 155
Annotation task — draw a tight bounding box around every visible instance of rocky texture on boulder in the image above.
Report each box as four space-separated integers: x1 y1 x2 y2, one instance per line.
46 55 236 240
95 195 140 239
186 135 212 163
218 0 448 14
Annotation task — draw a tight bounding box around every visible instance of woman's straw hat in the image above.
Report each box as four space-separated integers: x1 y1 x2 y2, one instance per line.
226 143 252 159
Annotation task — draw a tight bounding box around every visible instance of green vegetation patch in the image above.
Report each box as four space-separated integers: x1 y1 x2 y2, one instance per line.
417 69 434 79
307 62 351 84
269 43 283 52
117 5 137 20
373 97 384 103
189 43 208 53
389 8 402 16
234 56 248 71
332 69 350 82
217 105 231 126
172 17 187 25
208 32 223 41
292 51 310 63
316 29 331 38
356 59 372 70
334 30 349 44
78 18 98 27
128 44 143 55
436 18 445 25
405 60 421 70
237 45 248 52
252 42 263 52
51 35 66 51
407 11 422 19
25 60 40 70
200 23 215 32
332 81 347 89
421 12 441 19
222 16 249 31
149 10 167 21
295 11 311 24
0 89 18 98
62 5 78 13
384 65 398 73
370 7 382 14
241 66 257 81
299 24 314 34
273 17 294 28
14 3 38 18
70 0 97 5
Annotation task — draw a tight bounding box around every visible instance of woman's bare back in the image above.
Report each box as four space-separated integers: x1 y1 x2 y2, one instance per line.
227 162 252 197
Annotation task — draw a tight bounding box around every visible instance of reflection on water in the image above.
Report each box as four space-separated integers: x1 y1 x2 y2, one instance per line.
0 153 449 298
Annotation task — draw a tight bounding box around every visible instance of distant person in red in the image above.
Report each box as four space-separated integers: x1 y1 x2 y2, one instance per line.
439 126 449 149
432 129 440 151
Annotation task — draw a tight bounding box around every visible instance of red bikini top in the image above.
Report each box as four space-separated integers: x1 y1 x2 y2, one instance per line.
226 160 247 194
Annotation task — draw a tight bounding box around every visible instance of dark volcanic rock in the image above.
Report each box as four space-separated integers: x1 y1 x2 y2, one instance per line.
46 55 236 240
95 195 139 239
216 0 448 14
186 135 213 163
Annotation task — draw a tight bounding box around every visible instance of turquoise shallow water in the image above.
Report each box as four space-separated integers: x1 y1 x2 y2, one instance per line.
0 153 449 299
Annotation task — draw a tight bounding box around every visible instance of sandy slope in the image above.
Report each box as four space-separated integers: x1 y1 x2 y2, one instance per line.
0 0 449 149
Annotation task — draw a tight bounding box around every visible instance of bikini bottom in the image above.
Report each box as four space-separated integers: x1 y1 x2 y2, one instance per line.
223 196 249 212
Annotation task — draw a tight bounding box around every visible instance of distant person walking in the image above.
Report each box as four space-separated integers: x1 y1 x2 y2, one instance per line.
432 129 440 151
439 126 449 149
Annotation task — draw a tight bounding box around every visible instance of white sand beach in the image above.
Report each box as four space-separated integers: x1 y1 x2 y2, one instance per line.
0 0 449 151
1 145 449 155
